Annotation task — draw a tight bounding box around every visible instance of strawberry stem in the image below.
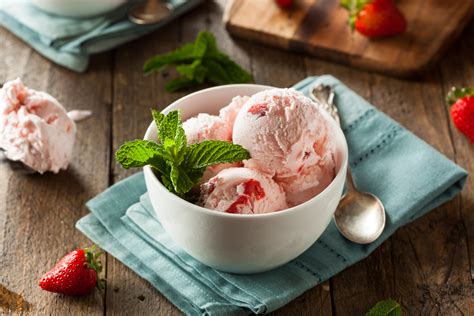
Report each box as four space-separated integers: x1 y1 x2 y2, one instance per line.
84 245 105 290
446 87 474 106
340 0 371 31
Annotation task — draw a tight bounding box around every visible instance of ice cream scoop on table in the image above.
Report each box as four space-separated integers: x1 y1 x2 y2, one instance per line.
0 78 91 173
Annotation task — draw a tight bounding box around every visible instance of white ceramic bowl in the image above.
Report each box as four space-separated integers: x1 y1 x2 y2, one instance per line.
144 84 348 274
32 0 125 18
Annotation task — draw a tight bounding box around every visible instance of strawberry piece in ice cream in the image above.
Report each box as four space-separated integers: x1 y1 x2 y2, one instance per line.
233 88 336 206
0 78 76 174
200 167 287 214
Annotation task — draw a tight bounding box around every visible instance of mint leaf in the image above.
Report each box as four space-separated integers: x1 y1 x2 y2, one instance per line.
176 60 207 83
151 109 165 134
165 77 199 92
185 140 250 170
187 167 206 183
160 173 174 192
116 140 169 171
200 31 219 57
366 299 401 316
193 31 213 58
144 31 253 92
143 43 196 74
156 110 187 165
212 53 253 83
158 110 180 143
202 59 232 85
170 165 195 194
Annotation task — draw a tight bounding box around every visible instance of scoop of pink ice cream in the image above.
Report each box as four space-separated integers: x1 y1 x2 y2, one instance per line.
0 78 76 174
183 113 231 144
276 136 335 206
200 167 287 214
183 113 239 182
219 95 249 136
233 88 336 205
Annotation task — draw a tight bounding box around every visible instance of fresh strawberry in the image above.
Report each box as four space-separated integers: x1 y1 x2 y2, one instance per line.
275 0 293 9
39 245 104 296
341 0 406 38
447 87 474 143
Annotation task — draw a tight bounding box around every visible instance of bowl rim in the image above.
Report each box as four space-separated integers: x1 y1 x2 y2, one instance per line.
143 84 349 219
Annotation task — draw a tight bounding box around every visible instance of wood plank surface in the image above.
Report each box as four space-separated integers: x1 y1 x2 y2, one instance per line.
1 1 473 315
439 21 474 286
0 28 112 315
225 0 474 77
107 12 184 316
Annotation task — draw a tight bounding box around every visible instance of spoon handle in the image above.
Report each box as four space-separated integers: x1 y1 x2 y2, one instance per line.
309 84 356 192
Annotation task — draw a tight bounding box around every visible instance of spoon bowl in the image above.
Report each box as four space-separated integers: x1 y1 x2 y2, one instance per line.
129 0 173 25
334 190 386 244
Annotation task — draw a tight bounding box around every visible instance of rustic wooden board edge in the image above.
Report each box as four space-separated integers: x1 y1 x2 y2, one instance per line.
224 0 474 78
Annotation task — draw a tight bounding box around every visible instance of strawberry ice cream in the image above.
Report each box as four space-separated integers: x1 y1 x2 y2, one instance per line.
200 167 287 214
0 78 76 174
232 88 336 206
183 113 231 144
183 113 240 182
219 95 249 136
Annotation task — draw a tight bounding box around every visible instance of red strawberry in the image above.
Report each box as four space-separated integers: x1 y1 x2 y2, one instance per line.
275 0 293 9
39 245 104 296
341 0 406 38
447 87 474 143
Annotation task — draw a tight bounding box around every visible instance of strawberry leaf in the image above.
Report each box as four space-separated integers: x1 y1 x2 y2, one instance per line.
340 0 371 30
446 87 474 105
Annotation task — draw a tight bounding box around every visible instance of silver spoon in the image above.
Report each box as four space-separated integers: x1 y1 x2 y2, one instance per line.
310 84 386 244
128 0 173 25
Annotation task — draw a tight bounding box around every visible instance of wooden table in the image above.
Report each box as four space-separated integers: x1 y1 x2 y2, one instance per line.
1 1 473 315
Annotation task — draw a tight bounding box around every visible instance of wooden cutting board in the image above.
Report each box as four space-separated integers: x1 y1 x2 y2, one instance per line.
224 0 474 77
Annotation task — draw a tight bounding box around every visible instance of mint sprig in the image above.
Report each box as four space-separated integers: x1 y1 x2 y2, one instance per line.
143 31 253 92
115 110 250 196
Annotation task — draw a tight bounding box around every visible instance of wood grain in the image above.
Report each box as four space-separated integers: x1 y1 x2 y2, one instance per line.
0 28 112 315
439 21 474 286
225 0 474 77
1 1 473 315
106 14 184 316
366 72 472 315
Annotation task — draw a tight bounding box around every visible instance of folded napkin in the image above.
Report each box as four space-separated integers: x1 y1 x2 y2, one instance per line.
76 75 467 315
0 0 203 72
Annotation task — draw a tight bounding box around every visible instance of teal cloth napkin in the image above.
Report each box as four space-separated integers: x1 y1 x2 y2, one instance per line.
76 75 468 315
0 0 203 72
